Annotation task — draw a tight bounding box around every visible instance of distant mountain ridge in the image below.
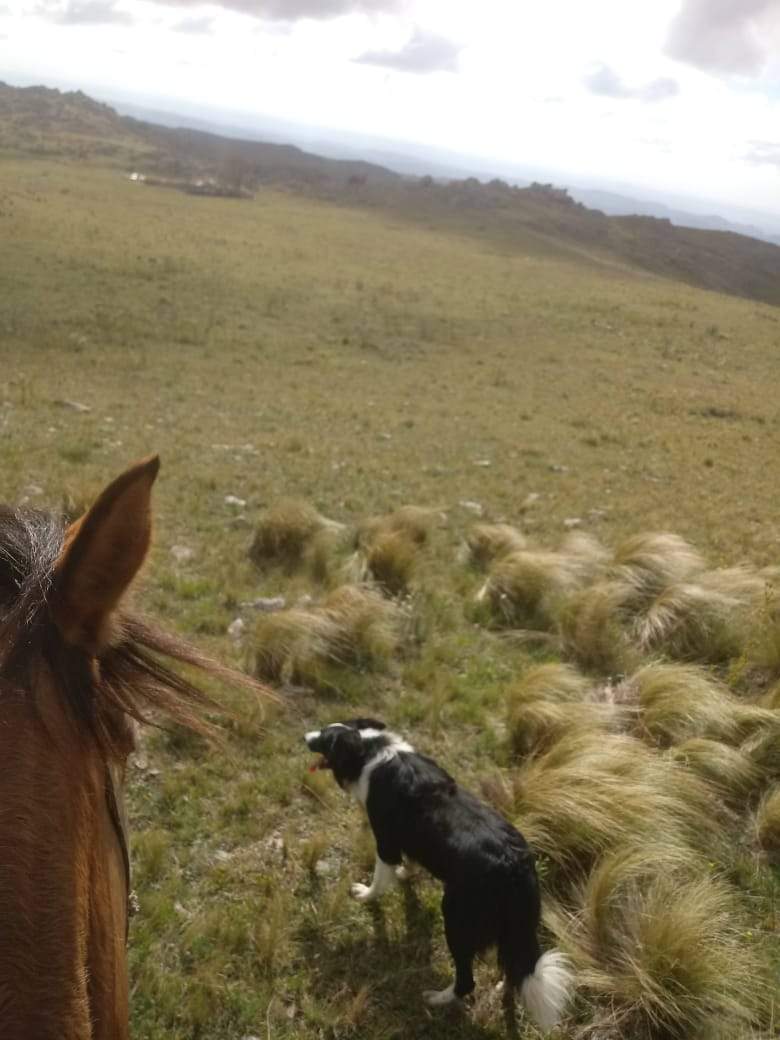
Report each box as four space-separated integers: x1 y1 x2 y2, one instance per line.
2 81 780 309
567 188 780 248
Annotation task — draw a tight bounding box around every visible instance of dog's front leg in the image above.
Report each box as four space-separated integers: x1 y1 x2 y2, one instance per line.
351 855 398 902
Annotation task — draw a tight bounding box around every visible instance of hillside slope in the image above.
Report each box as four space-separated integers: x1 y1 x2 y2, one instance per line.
2 81 780 308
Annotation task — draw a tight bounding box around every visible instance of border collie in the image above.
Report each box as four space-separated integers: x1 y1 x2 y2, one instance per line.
304 718 572 1030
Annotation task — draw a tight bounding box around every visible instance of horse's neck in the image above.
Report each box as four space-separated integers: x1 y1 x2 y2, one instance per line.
0 686 129 1040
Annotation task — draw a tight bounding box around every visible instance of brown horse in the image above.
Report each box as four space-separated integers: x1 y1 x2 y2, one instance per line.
0 456 261 1039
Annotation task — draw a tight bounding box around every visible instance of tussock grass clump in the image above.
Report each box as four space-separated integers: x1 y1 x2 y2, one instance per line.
627 662 775 748
613 532 705 602
249 499 344 570
508 696 623 758
321 584 402 663
560 530 611 579
508 662 593 705
357 505 440 549
560 848 764 1040
252 608 340 684
506 662 622 757
477 549 590 629
634 581 750 663
747 587 780 675
670 738 763 805
464 522 527 569
253 584 402 682
558 580 637 674
364 530 418 595
741 726 780 779
511 732 720 886
755 787 780 863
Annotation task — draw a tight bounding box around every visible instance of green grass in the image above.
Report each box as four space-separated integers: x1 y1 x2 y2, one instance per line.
1 155 779 1039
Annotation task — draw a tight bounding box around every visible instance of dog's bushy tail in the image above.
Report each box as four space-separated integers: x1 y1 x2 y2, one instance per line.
519 950 573 1032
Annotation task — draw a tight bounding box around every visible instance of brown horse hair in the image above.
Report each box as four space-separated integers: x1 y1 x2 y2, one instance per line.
0 504 266 760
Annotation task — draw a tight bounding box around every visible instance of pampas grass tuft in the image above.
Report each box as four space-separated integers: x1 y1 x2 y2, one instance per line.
249 499 344 571
252 584 402 683
477 549 591 629
633 582 750 663
612 532 704 603
511 731 721 887
507 663 622 757
464 522 527 569
558 580 637 674
365 530 418 595
559 848 765 1040
357 505 440 549
627 663 775 748
508 662 594 705
755 787 780 863
669 738 763 805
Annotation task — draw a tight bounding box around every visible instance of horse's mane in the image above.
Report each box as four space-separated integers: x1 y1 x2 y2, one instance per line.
0 505 257 758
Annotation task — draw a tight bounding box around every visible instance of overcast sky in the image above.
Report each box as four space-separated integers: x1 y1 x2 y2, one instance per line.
2 0 780 216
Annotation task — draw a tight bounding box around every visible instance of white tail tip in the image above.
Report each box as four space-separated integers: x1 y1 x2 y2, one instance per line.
520 950 573 1032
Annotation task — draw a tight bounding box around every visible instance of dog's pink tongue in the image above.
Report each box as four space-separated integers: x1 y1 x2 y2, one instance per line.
308 756 330 773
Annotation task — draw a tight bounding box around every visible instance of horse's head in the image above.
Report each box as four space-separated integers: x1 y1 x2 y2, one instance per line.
0 457 265 1039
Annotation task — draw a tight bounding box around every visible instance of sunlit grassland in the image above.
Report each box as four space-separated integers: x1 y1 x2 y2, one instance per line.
1 156 778 1039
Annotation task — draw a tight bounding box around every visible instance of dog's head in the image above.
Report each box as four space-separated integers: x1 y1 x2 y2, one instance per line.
304 718 387 789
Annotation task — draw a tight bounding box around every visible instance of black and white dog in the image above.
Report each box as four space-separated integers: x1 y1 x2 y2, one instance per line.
304 718 572 1031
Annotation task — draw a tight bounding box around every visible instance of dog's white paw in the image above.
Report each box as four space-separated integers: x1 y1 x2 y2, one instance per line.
350 882 373 902
395 864 409 881
423 983 457 1007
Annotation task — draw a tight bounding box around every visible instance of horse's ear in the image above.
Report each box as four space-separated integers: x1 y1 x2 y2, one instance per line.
53 455 160 652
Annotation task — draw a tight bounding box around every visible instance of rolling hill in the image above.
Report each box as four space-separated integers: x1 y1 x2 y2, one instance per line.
2 79 780 310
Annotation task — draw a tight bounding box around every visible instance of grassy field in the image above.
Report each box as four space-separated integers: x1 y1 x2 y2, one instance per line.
1 156 779 1039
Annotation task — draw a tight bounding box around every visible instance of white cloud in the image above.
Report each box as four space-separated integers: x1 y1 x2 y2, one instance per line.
355 27 459 73
666 0 780 77
584 62 679 102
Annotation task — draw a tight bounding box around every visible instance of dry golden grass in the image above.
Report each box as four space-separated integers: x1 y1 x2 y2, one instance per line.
463 522 528 569
612 532 705 603
755 787 780 863
357 505 441 549
510 731 722 888
558 579 638 673
634 581 751 662
506 662 623 756
477 548 592 629
364 529 419 595
626 662 776 748
558 848 765 1040
252 583 402 683
248 499 345 571
670 738 763 805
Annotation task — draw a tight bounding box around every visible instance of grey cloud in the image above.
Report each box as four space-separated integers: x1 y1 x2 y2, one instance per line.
745 140 780 168
172 14 215 32
584 63 680 102
355 28 460 74
38 1 134 24
146 0 404 20
665 0 775 76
